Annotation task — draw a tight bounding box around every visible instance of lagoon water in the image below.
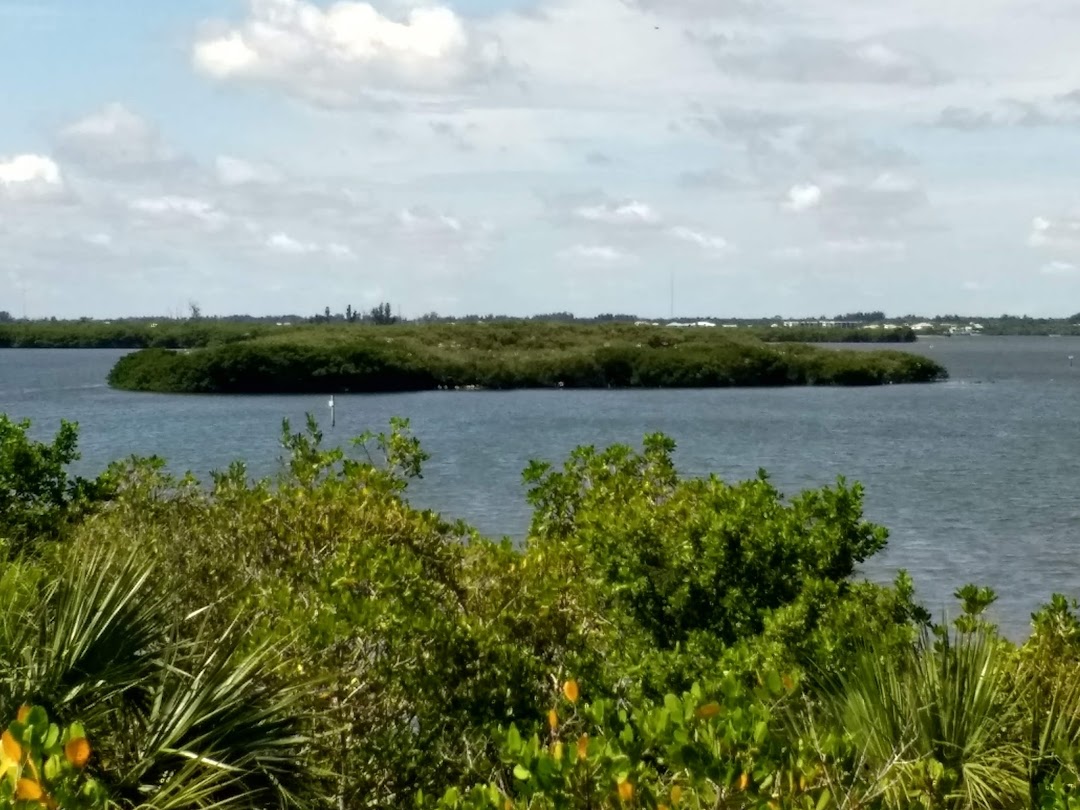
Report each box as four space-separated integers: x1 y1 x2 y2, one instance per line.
2 337 1080 639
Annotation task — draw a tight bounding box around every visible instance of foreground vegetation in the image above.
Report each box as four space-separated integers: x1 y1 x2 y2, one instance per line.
105 322 944 393
4 412 1080 808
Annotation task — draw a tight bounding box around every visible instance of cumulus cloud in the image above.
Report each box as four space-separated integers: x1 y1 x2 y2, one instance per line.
0 154 67 201
1030 215 1080 249
783 183 822 212
192 0 505 105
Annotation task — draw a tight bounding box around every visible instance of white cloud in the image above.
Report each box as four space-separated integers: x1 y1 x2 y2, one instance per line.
783 183 822 212
266 231 353 258
192 0 503 105
266 232 314 254
558 244 633 264
1030 215 1080 249
574 199 660 226
0 154 62 186
0 154 66 201
668 226 732 255
130 196 230 229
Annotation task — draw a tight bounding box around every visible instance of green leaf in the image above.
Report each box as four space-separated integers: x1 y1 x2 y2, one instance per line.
753 720 768 744
765 670 783 697
513 764 531 782
506 725 522 752
43 755 61 782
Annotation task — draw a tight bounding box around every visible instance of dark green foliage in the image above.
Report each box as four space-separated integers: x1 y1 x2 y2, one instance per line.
756 326 916 343
0 321 264 349
106 322 946 393
0 415 114 553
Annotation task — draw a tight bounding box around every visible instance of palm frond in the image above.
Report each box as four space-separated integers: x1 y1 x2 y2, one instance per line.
0 546 167 723
113 622 309 809
814 629 1027 810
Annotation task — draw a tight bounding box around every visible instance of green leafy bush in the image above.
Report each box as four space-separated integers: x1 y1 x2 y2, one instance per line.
0 416 114 555
13 414 1080 809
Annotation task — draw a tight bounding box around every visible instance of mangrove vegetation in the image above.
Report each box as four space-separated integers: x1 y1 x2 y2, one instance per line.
0 316 914 350
2 413 1080 809
105 322 945 393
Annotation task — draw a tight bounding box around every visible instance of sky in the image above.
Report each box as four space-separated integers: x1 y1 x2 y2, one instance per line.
3 0 1080 318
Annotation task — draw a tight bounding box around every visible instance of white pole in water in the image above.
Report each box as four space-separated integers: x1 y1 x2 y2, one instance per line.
328 395 335 428
1070 355 1075 368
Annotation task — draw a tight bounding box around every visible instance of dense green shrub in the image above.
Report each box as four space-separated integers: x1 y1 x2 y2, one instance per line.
107 323 946 393
10 414 1080 809
0 416 115 555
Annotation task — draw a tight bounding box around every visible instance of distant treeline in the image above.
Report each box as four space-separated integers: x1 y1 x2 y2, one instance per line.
0 318 914 349
107 322 946 394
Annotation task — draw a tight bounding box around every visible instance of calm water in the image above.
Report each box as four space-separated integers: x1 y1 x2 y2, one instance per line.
2 337 1079 638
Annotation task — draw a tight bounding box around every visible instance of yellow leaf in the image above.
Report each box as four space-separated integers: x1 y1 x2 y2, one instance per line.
617 778 634 803
738 772 750 791
576 734 589 760
2 730 22 764
562 679 579 704
547 708 558 731
16 778 43 801
552 742 564 761
670 785 683 805
64 737 91 769
15 706 30 724
694 702 721 720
